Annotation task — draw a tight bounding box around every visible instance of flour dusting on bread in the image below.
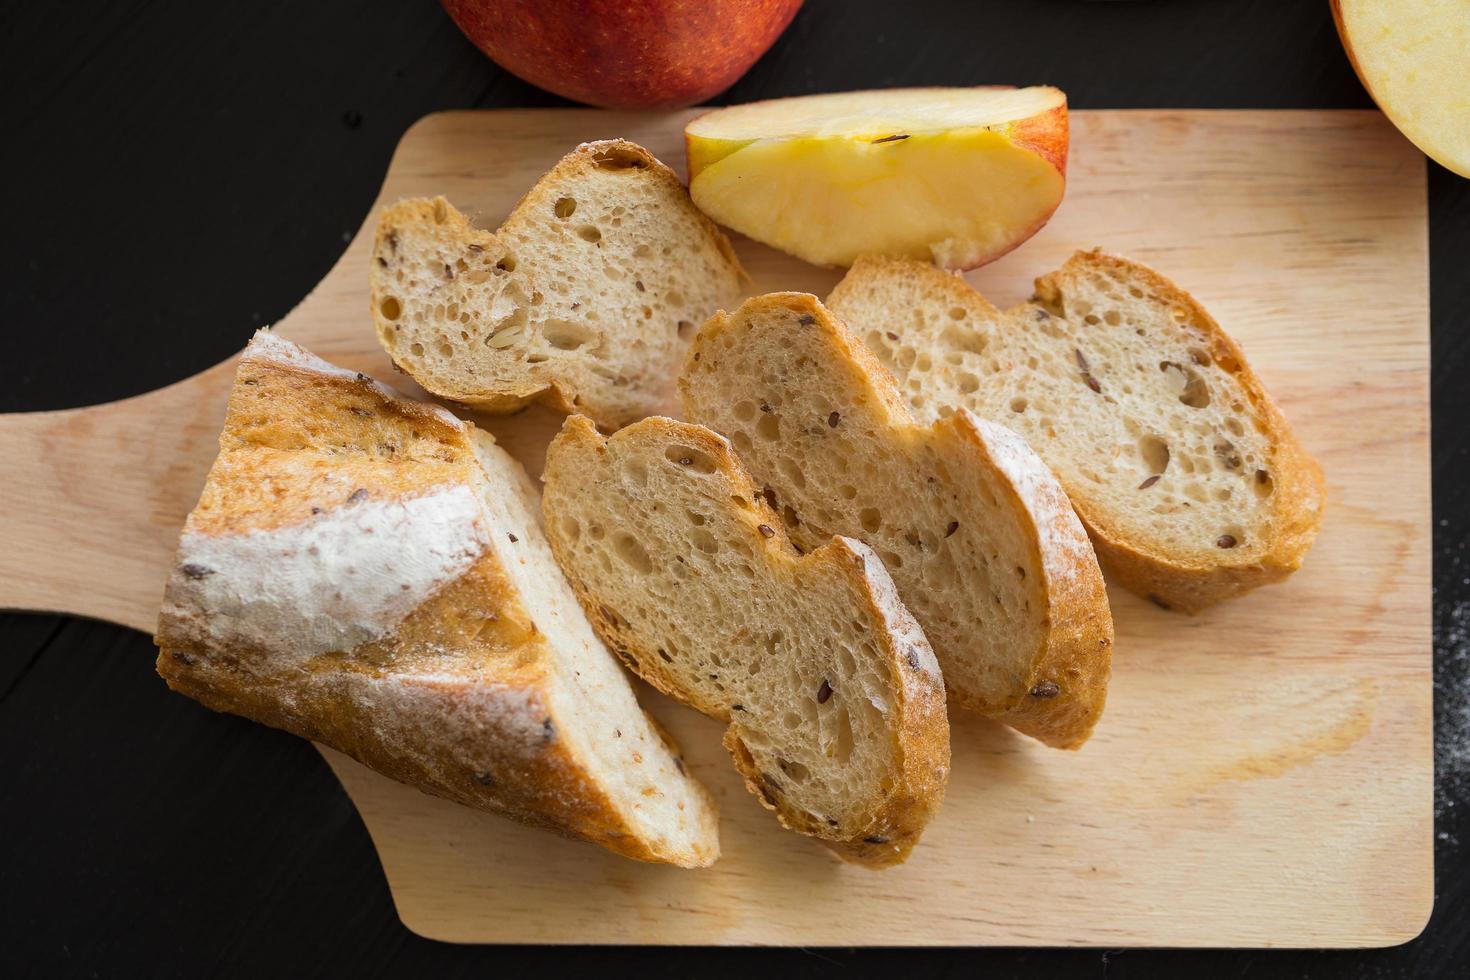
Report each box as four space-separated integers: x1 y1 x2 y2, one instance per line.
972 414 1093 588
348 673 549 755
849 538 943 685
163 485 486 658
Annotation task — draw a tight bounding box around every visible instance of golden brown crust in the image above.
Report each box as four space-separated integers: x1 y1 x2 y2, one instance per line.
1035 250 1327 613
155 340 718 868
942 413 1113 749
159 564 709 866
195 340 468 534
543 414 950 867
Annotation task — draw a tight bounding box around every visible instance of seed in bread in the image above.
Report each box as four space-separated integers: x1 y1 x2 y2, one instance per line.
155 331 719 867
680 293 1113 750
541 414 950 867
371 140 745 430
827 251 1325 612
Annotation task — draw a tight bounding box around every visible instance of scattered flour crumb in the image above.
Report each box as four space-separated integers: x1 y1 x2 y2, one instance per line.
1435 593 1470 844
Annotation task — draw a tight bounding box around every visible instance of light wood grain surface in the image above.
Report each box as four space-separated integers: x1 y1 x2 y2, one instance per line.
0 109 1432 947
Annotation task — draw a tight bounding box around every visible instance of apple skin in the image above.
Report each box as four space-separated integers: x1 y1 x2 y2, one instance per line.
441 0 804 110
1327 2 1364 82
1329 1 1382 125
1005 101 1068 181
961 100 1069 271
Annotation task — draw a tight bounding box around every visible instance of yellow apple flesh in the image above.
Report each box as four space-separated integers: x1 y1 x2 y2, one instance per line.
685 87 1068 269
1333 0 1470 178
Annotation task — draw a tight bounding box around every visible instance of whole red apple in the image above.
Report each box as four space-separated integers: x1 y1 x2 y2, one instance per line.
441 0 804 109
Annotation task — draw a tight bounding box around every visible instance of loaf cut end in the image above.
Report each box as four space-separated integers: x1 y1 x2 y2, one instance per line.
155 332 719 867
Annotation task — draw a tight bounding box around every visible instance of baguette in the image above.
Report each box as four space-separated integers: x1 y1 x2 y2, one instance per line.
371 140 744 429
155 332 719 867
680 294 1112 749
827 251 1325 612
542 415 950 867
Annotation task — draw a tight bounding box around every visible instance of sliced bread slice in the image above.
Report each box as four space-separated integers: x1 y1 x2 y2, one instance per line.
155 331 719 867
679 294 1112 749
541 415 950 867
371 140 744 429
826 251 1326 612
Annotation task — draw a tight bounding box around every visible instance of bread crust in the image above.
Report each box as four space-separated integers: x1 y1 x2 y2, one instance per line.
942 412 1113 748
155 335 719 867
543 415 950 867
1033 250 1326 613
822 536 951 866
681 293 1112 749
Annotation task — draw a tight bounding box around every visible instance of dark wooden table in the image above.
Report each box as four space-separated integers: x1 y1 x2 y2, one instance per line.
3 1 1466 975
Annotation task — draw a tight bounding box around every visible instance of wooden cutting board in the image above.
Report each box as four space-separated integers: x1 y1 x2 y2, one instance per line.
0 109 1432 947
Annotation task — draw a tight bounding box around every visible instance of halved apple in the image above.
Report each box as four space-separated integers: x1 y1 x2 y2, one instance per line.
1332 0 1470 178
685 86 1068 269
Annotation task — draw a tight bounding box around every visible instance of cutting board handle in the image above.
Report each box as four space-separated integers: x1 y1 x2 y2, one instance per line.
0 360 236 633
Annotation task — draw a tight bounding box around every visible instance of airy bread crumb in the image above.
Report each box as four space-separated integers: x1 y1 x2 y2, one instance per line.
371 140 744 429
828 250 1325 612
542 414 950 867
680 293 1113 749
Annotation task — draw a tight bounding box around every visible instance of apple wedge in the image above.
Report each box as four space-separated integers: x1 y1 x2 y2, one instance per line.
685 86 1067 269
1332 0 1470 178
